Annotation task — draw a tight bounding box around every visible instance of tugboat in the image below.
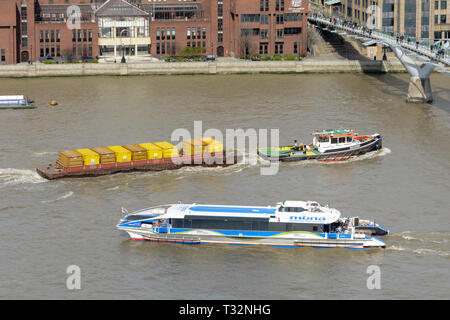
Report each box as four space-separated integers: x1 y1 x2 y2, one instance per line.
257 129 382 162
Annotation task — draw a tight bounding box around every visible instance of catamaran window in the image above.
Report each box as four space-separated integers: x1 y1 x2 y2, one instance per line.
339 137 346 143
124 215 153 221
317 136 329 143
331 138 338 144
172 217 322 232
347 136 353 142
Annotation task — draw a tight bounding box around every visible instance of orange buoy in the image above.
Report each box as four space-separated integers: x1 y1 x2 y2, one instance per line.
50 100 58 106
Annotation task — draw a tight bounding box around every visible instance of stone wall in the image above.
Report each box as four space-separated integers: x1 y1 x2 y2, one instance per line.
0 59 407 78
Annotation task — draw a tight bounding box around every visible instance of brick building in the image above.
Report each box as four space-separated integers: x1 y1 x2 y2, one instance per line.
0 0 308 64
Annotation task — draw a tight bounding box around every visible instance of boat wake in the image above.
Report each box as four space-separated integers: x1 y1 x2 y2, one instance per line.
30 151 58 157
0 168 47 187
387 231 449 257
286 147 391 166
41 191 74 203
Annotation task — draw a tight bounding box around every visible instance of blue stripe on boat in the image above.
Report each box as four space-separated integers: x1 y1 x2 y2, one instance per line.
189 205 277 214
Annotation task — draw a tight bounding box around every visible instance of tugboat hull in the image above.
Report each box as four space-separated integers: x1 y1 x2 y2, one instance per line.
259 135 382 162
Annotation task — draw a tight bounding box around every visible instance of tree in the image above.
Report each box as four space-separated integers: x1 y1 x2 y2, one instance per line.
239 29 257 58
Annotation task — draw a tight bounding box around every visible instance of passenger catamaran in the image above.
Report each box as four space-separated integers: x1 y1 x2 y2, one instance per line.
257 129 382 162
117 201 388 248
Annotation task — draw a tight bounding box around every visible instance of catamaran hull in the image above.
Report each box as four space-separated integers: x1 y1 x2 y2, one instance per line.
119 228 386 249
259 136 382 162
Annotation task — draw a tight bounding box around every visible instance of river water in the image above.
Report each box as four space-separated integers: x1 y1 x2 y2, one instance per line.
0 73 449 299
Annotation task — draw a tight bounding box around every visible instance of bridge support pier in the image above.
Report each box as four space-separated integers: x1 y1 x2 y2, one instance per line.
389 44 436 104
407 76 433 103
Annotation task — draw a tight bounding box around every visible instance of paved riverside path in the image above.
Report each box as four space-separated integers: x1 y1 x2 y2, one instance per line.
0 58 407 77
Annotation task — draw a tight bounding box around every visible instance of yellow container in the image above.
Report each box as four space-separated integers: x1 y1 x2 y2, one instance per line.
202 138 223 154
138 143 163 159
123 144 147 161
91 147 116 164
76 148 100 165
153 141 179 158
106 145 131 162
58 150 83 167
183 138 207 156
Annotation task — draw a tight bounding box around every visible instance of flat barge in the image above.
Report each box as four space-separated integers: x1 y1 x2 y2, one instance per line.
36 138 241 180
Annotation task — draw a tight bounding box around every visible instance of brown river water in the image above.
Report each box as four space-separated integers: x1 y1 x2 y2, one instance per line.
0 73 449 299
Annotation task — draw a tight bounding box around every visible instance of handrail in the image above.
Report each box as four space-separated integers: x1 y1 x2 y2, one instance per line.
308 14 450 66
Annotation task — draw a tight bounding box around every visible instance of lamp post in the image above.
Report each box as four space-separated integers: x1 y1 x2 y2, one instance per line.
120 28 127 63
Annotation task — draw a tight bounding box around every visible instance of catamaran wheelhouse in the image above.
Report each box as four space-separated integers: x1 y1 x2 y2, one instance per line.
117 201 388 249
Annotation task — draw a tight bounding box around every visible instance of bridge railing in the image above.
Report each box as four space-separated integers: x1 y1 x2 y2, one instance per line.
308 13 449 65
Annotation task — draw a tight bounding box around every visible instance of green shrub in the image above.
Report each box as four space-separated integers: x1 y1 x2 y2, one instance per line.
261 55 271 61
284 54 296 61
271 54 282 61
43 60 55 64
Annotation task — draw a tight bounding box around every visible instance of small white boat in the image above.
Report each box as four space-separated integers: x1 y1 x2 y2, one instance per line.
0 95 35 109
117 201 388 249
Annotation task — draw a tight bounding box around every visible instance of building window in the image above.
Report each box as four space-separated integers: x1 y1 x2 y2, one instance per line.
1 49 6 62
21 7 27 20
281 0 285 10
265 0 269 11
40 31 44 43
156 28 160 40
275 42 284 54
45 30 49 42
241 14 261 23
161 28 165 40
218 3 223 16
294 42 298 54
197 27 201 39
57 45 61 57
83 30 87 42
72 30 76 42
77 30 81 42
218 18 223 31
260 29 269 39
442 1 447 9
22 22 27 36
202 27 206 39
187 27 191 40
276 14 284 24
218 33 223 43
161 43 165 54
276 29 284 38
441 15 447 24
40 46 44 57
260 0 264 11
156 43 160 54
51 30 55 42
22 37 28 48
276 0 280 10
172 27 176 40
259 43 268 54
260 14 269 24
88 30 92 42
57 30 60 42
